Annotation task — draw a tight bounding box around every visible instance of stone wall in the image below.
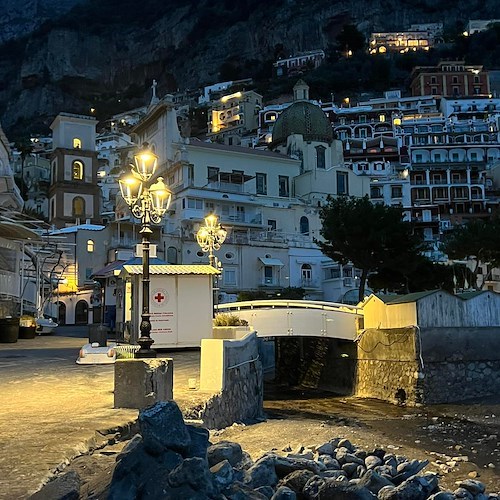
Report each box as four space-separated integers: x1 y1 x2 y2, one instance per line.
353 326 500 405
420 327 500 403
199 332 264 429
354 327 423 405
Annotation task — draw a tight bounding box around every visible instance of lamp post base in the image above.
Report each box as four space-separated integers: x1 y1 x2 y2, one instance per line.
135 337 157 358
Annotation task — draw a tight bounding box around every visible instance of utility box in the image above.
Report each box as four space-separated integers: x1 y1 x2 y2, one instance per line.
88 324 108 346
119 264 219 349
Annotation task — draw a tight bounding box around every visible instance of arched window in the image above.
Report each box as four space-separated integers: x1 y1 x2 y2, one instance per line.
167 246 178 264
301 264 312 281
57 302 66 326
87 239 94 253
72 160 84 180
73 138 82 149
72 196 86 217
315 145 326 169
300 216 309 234
75 300 88 324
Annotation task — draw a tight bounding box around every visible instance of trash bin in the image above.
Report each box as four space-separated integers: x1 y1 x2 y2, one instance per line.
19 315 36 339
0 317 19 343
88 324 108 347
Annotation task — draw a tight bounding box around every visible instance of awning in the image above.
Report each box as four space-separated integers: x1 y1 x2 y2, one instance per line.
258 257 284 266
0 221 42 241
120 264 220 277
91 260 126 279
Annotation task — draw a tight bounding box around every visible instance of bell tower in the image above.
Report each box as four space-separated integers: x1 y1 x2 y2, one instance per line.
49 113 101 228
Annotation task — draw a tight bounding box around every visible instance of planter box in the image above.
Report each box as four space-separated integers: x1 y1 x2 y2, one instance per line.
212 326 251 340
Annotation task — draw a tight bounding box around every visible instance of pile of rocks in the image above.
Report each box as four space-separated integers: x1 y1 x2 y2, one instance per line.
108 401 496 499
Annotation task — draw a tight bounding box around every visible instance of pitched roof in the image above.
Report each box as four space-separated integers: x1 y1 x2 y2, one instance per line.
379 290 443 304
456 290 487 299
121 264 219 276
92 257 167 278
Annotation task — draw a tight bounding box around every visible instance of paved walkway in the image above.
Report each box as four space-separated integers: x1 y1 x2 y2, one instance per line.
0 334 204 499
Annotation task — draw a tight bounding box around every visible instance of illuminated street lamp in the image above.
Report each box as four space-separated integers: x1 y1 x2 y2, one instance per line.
119 146 172 358
196 214 227 313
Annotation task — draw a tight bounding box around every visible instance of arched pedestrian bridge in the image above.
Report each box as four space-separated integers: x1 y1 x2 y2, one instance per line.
215 300 363 340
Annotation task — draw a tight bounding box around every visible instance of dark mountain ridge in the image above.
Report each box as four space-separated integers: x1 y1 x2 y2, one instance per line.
0 0 499 137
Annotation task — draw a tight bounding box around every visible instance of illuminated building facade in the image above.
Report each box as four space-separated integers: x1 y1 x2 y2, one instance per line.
410 61 490 98
207 90 262 145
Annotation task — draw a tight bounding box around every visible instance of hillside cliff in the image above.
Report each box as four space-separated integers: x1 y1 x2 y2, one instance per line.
0 0 499 135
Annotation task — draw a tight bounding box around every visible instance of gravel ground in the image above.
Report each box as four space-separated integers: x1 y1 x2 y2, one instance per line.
63 389 500 499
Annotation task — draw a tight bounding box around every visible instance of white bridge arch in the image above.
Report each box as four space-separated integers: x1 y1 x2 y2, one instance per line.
215 300 363 340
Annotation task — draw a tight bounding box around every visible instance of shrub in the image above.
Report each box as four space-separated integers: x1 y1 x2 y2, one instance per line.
213 313 248 327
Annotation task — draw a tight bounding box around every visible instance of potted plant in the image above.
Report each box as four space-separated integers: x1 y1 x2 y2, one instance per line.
19 315 37 339
212 313 250 339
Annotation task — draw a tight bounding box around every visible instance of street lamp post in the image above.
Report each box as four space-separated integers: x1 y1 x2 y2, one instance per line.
119 146 172 358
196 214 227 314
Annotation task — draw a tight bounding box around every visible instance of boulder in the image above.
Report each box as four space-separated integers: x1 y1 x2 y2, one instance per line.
317 454 340 470
244 456 279 489
184 424 210 460
208 441 244 467
225 481 269 499
278 469 314 494
168 457 216 496
316 478 376 499
139 401 191 455
272 486 297 499
315 442 334 456
30 471 80 500
456 479 486 496
211 459 235 489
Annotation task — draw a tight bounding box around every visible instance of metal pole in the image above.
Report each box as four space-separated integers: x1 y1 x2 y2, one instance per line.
135 226 156 358
209 245 216 317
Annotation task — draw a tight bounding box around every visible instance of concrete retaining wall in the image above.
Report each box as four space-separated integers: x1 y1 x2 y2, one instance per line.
199 331 263 429
420 327 500 403
353 326 500 405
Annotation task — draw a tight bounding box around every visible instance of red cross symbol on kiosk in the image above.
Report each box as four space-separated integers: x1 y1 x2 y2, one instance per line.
154 292 165 304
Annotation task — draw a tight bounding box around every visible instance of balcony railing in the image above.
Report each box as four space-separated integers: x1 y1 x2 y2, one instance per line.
301 278 321 289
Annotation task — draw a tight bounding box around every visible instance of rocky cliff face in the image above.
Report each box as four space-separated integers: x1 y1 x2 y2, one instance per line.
0 0 83 44
0 0 499 135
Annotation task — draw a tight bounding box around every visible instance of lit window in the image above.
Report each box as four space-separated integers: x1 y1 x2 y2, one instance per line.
379 114 385 122
72 160 84 180
73 138 82 149
87 240 94 253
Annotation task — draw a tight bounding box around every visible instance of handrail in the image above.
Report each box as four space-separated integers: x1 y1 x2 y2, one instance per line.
216 299 363 315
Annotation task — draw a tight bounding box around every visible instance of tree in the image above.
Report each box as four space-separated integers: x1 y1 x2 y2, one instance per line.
370 256 455 294
317 195 426 302
335 24 365 55
442 219 500 290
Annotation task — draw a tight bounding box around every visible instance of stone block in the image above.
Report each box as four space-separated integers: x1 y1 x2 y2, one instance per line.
114 358 173 409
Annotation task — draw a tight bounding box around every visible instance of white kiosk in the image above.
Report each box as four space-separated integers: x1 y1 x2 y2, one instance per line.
120 264 219 349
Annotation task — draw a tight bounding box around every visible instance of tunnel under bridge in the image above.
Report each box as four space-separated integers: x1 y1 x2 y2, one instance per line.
215 300 363 394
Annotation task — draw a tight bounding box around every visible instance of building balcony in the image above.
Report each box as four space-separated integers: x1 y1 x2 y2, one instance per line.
412 215 440 223
300 278 321 289
410 161 486 169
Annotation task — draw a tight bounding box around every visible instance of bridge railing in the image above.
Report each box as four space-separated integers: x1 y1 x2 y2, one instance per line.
216 299 363 315
215 300 363 340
